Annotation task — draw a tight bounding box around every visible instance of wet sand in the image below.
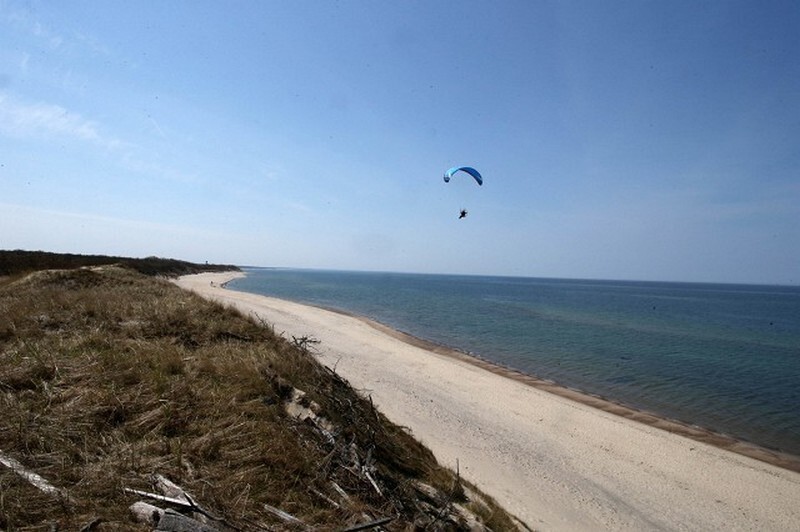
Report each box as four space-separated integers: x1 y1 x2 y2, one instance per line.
175 271 800 531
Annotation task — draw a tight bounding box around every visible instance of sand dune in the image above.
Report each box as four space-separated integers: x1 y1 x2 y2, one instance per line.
176 272 800 531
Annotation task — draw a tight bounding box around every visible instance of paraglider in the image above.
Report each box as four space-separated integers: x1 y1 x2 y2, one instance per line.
443 166 483 186
444 166 483 219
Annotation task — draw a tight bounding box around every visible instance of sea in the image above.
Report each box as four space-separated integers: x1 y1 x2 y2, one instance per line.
228 268 800 457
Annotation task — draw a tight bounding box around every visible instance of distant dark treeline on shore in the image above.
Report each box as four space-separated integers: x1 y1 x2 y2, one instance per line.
0 249 239 277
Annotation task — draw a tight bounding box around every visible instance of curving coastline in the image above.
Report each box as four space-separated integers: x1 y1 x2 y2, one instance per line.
175 271 800 531
353 313 800 474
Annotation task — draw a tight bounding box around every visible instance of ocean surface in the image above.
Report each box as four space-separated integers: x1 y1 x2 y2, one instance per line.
229 268 800 457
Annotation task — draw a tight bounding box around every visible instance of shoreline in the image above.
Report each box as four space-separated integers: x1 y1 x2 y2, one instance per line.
350 313 800 473
356 314 800 473
226 275 800 473
176 271 800 531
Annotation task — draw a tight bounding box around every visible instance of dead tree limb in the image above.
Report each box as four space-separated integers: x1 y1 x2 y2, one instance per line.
309 487 341 509
263 503 309 529
123 487 230 528
0 450 72 502
124 488 195 509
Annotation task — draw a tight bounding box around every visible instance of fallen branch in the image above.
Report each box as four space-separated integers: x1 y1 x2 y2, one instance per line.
330 481 352 507
427 460 467 530
152 473 192 503
263 503 309 529
124 488 195 509
363 469 382 497
309 487 340 509
0 450 71 501
361 447 382 497
123 487 227 527
151 473 218 526
291 335 320 353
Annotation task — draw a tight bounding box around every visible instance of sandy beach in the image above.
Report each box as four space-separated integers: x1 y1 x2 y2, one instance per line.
175 272 800 531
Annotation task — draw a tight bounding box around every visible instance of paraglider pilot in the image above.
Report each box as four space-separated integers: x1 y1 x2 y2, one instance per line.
443 167 482 221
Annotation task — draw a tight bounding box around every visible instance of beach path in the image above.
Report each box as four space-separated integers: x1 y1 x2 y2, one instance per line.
175 272 800 531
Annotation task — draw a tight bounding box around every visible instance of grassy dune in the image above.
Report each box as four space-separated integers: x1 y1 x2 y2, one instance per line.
0 249 239 278
0 262 518 530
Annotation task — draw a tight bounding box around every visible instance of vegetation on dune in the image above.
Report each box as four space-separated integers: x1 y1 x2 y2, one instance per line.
0 262 519 530
0 249 239 278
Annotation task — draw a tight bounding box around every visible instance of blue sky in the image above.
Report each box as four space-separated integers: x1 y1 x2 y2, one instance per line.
1 1 798 284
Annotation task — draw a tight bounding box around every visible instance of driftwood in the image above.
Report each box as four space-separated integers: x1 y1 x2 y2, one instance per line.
284 387 336 444
126 475 233 531
150 473 212 525
125 488 197 509
263 503 308 529
412 479 493 531
0 450 72 501
361 447 382 497
152 473 192 502
126 486 224 523
330 480 352 506
291 335 320 353
309 487 341 509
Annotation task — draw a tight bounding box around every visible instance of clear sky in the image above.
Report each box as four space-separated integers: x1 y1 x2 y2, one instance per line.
1 1 798 284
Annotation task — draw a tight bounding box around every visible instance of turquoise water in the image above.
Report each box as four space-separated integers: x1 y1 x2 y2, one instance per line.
229 268 800 456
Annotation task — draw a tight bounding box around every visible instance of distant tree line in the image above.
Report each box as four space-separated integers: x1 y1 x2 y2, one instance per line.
0 249 240 277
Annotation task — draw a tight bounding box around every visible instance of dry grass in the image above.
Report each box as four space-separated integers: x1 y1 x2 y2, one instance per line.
0 266 519 531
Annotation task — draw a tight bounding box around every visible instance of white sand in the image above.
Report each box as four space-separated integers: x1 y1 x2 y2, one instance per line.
175 272 800 531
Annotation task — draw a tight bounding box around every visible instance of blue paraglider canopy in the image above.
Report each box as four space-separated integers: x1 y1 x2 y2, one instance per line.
443 166 483 186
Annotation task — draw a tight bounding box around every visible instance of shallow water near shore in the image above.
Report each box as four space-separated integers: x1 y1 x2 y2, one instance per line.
229 268 800 457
